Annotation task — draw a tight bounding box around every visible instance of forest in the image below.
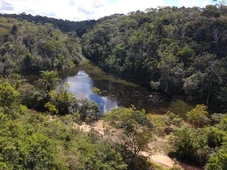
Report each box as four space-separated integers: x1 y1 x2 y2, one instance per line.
0 3 227 170
82 5 227 112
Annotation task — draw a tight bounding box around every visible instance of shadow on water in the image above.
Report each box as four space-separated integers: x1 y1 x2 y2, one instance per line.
59 59 195 116
59 59 199 169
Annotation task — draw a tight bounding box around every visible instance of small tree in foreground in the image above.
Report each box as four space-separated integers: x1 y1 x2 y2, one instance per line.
105 107 154 157
186 104 210 128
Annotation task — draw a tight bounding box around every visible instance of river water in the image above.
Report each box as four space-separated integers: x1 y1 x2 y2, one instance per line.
59 59 202 170
59 59 194 117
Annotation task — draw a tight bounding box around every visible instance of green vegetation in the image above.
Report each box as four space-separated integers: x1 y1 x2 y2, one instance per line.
186 104 210 127
170 107 227 168
0 101 127 169
1 2 227 169
0 78 167 170
82 5 227 112
105 107 154 156
0 16 82 75
0 13 96 37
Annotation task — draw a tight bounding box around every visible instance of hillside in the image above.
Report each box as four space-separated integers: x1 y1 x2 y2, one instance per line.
82 5 227 112
0 13 96 37
0 16 82 75
1 4 227 170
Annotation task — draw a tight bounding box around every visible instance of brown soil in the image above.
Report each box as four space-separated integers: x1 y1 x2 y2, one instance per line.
73 120 175 169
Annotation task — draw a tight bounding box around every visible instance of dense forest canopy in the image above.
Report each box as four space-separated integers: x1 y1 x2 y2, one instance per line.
82 5 227 112
0 13 96 37
0 16 83 75
1 2 227 169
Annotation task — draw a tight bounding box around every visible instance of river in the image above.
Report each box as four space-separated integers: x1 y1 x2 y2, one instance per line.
59 59 202 170
59 59 194 117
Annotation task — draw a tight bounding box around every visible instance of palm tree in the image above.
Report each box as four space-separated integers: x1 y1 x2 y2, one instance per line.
40 71 60 92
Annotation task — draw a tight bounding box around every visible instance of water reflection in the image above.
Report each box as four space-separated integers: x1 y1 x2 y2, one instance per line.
59 63 194 117
59 70 166 114
60 70 118 113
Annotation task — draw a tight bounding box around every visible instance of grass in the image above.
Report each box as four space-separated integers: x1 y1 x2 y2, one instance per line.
164 99 195 119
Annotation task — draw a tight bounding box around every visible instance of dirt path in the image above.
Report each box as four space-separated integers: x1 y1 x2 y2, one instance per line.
151 153 174 168
73 120 175 169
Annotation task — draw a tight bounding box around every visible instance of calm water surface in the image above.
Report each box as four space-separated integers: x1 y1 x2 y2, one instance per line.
59 59 200 170
59 59 194 116
60 70 118 113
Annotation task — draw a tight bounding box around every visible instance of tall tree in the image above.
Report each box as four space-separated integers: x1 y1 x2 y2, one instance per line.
105 107 154 157
39 71 60 92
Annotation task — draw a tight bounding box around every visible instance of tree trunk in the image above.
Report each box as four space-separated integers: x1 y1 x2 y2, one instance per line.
165 80 169 93
165 71 170 93
206 88 211 106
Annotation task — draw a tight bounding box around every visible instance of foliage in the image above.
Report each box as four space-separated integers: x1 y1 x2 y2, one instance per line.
171 105 227 167
186 104 210 127
0 81 20 107
0 13 96 37
77 98 100 122
211 113 226 123
0 102 127 169
82 6 227 112
171 126 209 165
44 102 58 114
1 4 227 169
18 83 38 108
48 84 76 115
105 107 154 156
148 114 167 136
148 112 183 136
164 111 183 127
0 17 82 76
40 71 60 92
92 87 101 94
206 143 227 170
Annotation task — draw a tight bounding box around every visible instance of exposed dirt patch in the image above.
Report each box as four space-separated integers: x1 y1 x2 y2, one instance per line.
140 151 174 168
73 120 174 169
49 115 55 122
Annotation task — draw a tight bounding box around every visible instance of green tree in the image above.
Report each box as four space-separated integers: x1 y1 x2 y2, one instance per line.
11 24 17 35
171 126 208 165
24 133 56 170
44 102 58 114
202 5 220 18
18 83 37 108
9 74 25 90
77 98 100 122
49 84 76 115
186 104 210 128
164 111 183 127
0 81 20 107
206 144 227 170
105 107 154 156
158 52 184 93
39 71 60 92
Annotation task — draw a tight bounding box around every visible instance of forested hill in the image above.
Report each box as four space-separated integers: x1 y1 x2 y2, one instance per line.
82 5 227 112
1 5 227 112
0 13 96 37
0 16 82 75
2 5 227 170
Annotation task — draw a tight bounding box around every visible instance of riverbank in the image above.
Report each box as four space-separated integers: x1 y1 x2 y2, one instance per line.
59 59 195 117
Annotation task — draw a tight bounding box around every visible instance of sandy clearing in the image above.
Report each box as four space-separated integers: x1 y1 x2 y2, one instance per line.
150 153 174 168
73 120 174 169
